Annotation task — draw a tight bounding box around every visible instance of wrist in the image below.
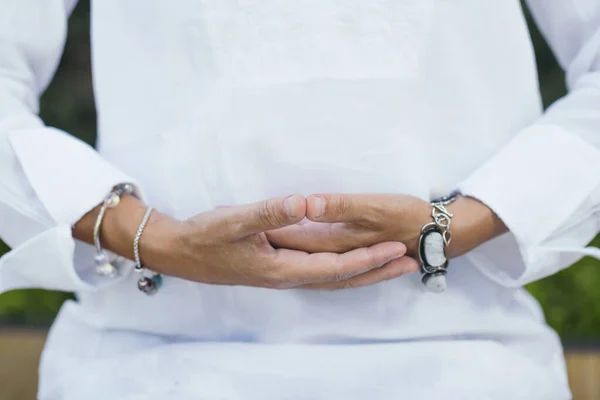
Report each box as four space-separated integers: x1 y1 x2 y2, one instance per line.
445 195 508 258
137 210 186 275
72 192 187 277
100 194 148 260
100 195 185 275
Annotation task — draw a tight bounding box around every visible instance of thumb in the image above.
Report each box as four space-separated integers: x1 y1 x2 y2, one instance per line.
232 194 306 237
306 193 366 223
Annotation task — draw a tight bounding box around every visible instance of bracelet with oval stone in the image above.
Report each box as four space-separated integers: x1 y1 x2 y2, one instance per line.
418 192 458 294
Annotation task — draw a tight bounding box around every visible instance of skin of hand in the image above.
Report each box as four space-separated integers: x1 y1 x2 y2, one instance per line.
266 193 508 262
73 194 418 290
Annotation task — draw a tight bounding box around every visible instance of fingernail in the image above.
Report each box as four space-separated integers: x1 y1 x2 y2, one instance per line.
284 196 298 217
312 197 325 218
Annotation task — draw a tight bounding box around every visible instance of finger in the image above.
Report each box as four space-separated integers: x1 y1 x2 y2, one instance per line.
298 256 419 290
266 223 375 253
306 193 372 224
227 194 306 237
265 224 307 249
271 241 407 287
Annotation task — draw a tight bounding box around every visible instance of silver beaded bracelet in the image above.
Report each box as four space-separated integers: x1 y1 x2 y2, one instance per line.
418 192 458 294
133 206 163 295
93 183 137 278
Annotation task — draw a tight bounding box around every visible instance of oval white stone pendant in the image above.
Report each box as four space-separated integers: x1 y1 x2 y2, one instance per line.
422 230 446 268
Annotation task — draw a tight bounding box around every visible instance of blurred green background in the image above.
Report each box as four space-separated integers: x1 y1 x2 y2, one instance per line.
0 1 599 339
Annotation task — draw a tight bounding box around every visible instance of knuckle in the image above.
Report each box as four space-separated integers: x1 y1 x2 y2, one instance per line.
332 267 356 282
334 195 350 220
258 201 284 228
330 255 359 282
339 280 355 290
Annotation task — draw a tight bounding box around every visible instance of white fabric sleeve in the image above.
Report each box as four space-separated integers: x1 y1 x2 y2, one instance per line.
0 0 141 293
458 0 600 287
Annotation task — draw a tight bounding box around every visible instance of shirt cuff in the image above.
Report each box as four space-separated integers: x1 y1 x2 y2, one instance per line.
0 226 135 293
458 124 600 287
0 127 142 293
9 127 143 225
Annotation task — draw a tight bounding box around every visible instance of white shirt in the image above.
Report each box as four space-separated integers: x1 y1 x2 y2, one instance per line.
1 1 600 399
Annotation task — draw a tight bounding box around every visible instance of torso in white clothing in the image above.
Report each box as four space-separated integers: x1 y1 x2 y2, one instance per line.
40 1 569 398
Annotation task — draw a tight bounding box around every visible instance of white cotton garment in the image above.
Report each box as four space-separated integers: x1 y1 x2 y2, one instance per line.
1 0 600 398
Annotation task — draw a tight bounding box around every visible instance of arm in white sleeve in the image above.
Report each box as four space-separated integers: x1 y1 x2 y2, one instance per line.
0 0 140 293
458 0 600 287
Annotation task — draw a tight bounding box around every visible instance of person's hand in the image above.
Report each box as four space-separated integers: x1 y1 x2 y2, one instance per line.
266 194 429 258
140 195 417 290
266 193 508 261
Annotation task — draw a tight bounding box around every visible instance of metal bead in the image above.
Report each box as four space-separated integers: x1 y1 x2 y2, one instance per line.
152 274 163 289
95 255 117 278
95 253 117 277
94 253 107 265
104 192 121 208
138 277 158 295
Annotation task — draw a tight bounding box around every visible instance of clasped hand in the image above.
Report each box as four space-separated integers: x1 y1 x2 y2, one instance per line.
144 193 438 290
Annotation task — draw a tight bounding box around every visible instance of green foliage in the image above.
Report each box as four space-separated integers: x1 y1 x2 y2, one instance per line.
527 238 600 340
39 0 96 146
0 290 72 326
0 241 72 325
0 1 599 340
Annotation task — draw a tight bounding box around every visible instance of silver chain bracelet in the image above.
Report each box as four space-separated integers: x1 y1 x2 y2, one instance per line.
418 192 458 294
133 206 163 295
93 183 137 278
